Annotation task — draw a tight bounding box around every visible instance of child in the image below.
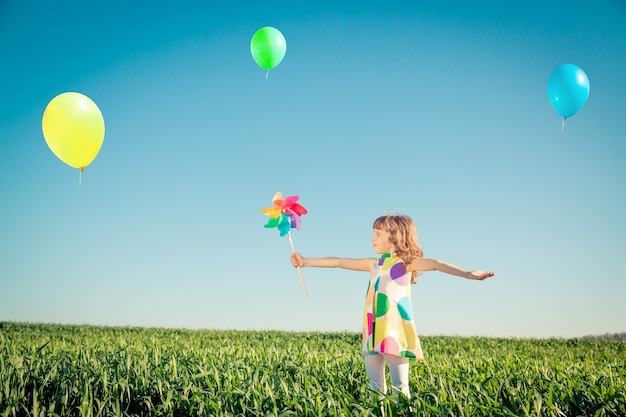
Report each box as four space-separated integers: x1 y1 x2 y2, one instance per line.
290 214 495 398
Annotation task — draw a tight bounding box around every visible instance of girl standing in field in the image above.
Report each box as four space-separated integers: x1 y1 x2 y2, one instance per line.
290 214 495 399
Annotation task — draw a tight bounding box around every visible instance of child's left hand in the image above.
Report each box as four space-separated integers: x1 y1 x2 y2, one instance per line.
467 271 495 280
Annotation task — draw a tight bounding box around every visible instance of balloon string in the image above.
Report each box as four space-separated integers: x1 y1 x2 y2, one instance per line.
79 167 84 187
265 70 269 82
287 232 309 298
561 118 565 132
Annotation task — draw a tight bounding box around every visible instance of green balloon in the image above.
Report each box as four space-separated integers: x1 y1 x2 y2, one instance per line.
250 27 287 70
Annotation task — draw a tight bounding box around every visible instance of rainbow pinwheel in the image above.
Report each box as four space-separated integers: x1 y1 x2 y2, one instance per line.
261 192 308 237
261 192 309 297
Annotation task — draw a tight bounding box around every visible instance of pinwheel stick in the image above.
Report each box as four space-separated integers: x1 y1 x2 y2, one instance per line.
287 232 309 297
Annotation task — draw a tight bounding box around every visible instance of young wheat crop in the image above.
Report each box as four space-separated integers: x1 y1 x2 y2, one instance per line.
0 323 624 416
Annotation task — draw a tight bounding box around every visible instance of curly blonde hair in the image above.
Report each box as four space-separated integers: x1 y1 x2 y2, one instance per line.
373 214 424 284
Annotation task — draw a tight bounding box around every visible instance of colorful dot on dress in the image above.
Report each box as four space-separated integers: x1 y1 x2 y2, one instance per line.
376 293 390 317
380 336 400 355
397 297 413 320
390 263 409 286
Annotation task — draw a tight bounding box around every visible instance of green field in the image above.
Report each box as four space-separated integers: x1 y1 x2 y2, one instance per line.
1 323 624 416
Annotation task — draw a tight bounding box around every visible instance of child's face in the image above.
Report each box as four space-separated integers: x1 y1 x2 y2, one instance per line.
371 228 395 254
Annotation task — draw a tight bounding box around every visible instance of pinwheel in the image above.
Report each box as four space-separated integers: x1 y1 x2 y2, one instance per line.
261 192 308 236
261 192 309 297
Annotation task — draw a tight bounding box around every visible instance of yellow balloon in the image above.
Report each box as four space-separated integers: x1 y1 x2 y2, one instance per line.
42 92 105 169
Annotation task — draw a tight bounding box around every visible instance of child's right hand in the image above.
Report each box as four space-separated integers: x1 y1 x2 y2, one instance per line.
291 253 303 268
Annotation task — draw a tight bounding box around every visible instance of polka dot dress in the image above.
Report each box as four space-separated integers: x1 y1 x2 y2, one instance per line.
362 255 424 360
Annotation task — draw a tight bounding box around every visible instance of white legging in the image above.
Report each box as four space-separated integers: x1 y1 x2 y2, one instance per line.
363 353 411 397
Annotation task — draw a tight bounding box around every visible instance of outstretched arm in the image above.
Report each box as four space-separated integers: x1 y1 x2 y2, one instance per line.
291 253 373 272
410 258 495 280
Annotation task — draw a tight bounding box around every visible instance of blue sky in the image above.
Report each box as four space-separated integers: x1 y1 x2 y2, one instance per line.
1 1 625 338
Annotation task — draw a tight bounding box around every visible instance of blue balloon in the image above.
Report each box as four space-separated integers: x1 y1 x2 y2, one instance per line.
547 64 590 119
